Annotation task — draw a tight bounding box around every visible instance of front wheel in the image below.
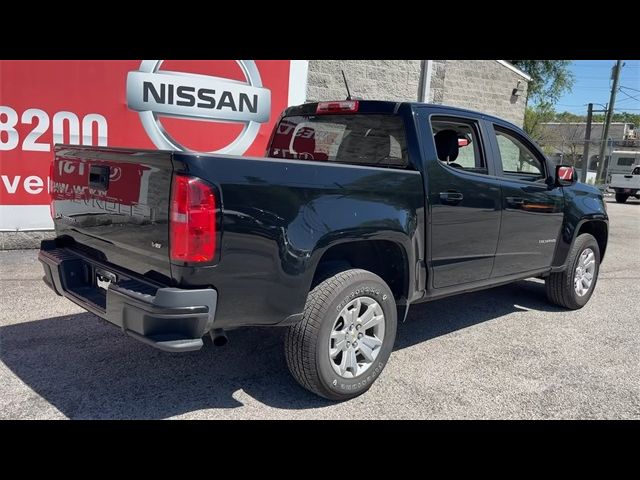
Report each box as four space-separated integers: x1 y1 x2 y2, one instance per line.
285 269 397 401
615 193 628 203
546 233 600 309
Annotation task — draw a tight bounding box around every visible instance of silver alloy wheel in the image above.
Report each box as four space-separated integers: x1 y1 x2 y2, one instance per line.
574 247 596 297
329 297 385 379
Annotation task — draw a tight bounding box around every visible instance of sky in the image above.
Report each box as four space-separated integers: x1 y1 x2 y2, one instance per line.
554 60 640 115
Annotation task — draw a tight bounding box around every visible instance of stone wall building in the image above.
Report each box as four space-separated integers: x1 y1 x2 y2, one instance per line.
306 60 530 127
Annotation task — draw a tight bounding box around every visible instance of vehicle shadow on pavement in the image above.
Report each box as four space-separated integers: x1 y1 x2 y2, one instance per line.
0 279 561 418
396 278 563 350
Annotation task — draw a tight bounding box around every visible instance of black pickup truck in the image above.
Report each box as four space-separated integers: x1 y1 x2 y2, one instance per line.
40 100 609 400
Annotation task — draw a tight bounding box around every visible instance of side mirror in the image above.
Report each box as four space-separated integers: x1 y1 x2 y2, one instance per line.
556 165 577 187
458 134 471 147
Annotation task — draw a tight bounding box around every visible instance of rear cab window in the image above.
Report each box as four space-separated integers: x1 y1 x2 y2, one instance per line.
268 113 409 168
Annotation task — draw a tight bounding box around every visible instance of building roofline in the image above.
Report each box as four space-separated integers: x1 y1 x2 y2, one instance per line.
496 61 532 81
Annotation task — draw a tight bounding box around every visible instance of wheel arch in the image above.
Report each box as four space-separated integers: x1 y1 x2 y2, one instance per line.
311 239 412 303
576 219 608 262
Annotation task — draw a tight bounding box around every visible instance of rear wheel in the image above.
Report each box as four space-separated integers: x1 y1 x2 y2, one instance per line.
615 193 628 203
546 233 600 309
285 269 397 401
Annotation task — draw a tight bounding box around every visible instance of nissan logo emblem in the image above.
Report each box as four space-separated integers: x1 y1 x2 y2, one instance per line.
126 60 271 155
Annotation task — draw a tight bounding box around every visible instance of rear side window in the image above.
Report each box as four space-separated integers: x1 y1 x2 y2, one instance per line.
431 117 487 174
268 114 409 168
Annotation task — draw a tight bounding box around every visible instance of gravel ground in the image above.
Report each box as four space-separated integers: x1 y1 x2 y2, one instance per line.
0 198 638 419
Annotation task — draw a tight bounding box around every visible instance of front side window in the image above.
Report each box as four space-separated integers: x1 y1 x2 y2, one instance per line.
495 127 545 180
268 114 408 168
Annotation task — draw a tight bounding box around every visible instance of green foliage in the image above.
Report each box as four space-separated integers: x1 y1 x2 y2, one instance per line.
554 111 585 123
511 60 575 104
554 111 640 126
591 112 640 126
523 101 555 141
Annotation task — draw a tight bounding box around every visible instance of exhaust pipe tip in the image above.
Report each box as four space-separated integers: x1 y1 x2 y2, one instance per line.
211 329 228 347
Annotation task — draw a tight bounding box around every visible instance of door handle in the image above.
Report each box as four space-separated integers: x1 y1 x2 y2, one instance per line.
506 196 525 207
439 191 464 205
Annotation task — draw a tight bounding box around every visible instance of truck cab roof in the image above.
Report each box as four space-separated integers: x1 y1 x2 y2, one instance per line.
284 100 525 134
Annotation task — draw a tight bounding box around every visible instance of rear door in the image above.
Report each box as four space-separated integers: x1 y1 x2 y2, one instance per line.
487 123 564 277
417 109 503 289
51 146 173 280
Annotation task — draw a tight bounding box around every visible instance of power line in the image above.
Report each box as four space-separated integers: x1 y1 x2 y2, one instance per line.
557 103 590 107
619 85 640 93
572 75 618 79
616 96 639 104
617 88 640 103
569 86 614 90
571 64 640 69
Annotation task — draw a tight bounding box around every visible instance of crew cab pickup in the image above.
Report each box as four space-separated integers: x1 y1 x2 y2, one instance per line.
610 166 640 203
40 100 609 400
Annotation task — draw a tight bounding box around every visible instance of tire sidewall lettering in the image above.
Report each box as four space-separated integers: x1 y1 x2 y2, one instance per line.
336 361 386 391
317 276 397 396
336 286 385 312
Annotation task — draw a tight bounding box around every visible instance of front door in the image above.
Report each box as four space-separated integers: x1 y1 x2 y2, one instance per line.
420 112 502 289
488 123 564 277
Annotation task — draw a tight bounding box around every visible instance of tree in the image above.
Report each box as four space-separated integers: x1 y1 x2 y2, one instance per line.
554 111 585 123
523 101 555 143
553 111 640 126
556 123 585 167
511 60 574 104
591 112 640 125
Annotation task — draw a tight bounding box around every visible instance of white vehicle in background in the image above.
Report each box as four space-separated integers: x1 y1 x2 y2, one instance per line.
607 151 640 178
584 150 640 184
610 166 640 203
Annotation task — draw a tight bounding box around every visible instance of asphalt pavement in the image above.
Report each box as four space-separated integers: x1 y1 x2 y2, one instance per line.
1 198 638 419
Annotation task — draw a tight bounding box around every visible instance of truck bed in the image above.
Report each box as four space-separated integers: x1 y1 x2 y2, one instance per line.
50 145 425 328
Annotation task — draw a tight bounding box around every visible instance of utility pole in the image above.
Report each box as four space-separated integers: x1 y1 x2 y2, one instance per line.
580 103 593 183
596 60 623 183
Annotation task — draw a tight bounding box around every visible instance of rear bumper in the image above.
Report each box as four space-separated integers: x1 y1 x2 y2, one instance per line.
39 241 217 352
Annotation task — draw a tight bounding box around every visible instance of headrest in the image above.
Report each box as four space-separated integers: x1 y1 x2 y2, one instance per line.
434 129 459 162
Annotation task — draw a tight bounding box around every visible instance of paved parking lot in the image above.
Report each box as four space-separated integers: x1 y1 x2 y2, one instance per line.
1 198 638 419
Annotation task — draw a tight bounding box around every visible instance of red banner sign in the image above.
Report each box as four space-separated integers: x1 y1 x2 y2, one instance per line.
0 60 307 229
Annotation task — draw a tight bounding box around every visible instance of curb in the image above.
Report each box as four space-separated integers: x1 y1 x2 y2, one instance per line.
0 231 56 250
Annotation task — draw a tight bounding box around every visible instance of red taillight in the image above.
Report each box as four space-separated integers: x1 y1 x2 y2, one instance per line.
316 100 359 114
170 175 217 263
49 157 56 220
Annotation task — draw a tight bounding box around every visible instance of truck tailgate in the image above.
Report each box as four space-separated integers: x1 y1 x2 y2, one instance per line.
611 173 640 189
50 145 173 281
